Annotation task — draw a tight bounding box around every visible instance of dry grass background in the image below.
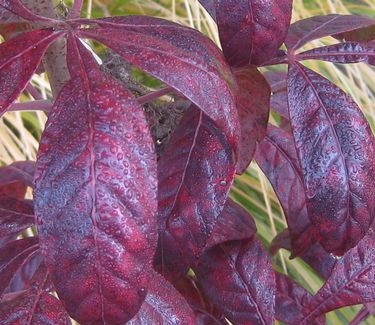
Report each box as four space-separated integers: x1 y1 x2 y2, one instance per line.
1 1 375 324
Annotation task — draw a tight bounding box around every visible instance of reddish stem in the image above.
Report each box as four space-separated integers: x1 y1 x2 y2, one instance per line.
69 0 83 19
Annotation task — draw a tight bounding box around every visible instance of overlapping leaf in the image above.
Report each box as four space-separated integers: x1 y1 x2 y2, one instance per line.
0 29 64 115
157 105 235 269
286 14 375 50
76 16 239 151
196 237 275 325
296 231 375 324
234 68 270 174
127 271 196 324
213 0 292 66
287 62 375 255
34 37 158 324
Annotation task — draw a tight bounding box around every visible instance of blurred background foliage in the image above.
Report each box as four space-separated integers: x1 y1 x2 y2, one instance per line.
1 1 375 324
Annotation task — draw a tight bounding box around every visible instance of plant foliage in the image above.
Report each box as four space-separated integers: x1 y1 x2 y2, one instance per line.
0 0 375 324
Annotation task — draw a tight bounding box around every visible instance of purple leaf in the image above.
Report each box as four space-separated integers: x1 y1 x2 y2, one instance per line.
127 271 196 324
205 198 256 249
286 14 375 50
0 29 64 115
198 0 216 20
0 197 34 241
0 263 71 325
296 41 375 65
255 125 314 257
158 105 235 268
0 160 35 189
276 273 325 325
196 237 275 325
235 68 270 174
297 231 375 324
77 16 240 151
334 25 375 43
214 0 292 66
287 62 375 255
0 0 54 22
34 36 158 324
0 237 39 299
263 71 289 120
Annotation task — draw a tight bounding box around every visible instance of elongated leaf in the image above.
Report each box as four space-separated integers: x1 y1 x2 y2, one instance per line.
0 29 64 115
0 160 35 189
196 237 275 325
286 14 375 50
205 198 256 249
296 41 375 65
198 0 216 20
214 0 292 66
34 36 158 324
255 125 314 257
158 105 235 268
0 263 71 325
77 16 239 151
0 197 34 240
235 68 270 173
335 25 375 42
287 62 375 255
127 271 196 324
276 273 325 325
0 0 54 22
0 237 39 298
297 231 375 324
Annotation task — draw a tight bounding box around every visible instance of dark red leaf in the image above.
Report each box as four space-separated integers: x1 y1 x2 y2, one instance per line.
0 197 34 240
157 105 235 269
0 160 35 189
205 198 256 249
0 237 39 298
0 263 71 325
275 273 325 325
196 237 275 325
77 16 240 151
214 0 292 66
0 0 54 22
287 62 375 255
34 36 158 324
286 14 375 50
335 25 375 42
234 68 270 174
0 29 64 116
296 41 375 65
296 231 375 324
255 125 314 257
198 0 216 20
127 271 196 324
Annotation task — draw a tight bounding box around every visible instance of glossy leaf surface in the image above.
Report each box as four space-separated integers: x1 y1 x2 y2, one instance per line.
287 62 375 255
297 231 375 324
214 0 292 66
127 271 196 324
77 16 239 151
286 14 375 50
158 106 235 267
34 37 158 324
235 68 270 174
0 29 63 115
197 237 275 325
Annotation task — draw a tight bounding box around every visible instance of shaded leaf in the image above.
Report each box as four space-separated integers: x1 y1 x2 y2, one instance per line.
0 263 71 325
127 271 196 324
335 25 375 42
34 37 158 324
0 160 35 189
0 29 64 115
296 41 375 65
157 105 235 270
77 16 239 151
287 62 375 255
275 273 325 325
286 14 375 50
0 197 34 240
198 0 216 20
234 68 270 174
214 0 292 66
255 125 314 257
196 237 275 325
297 231 375 324
0 237 39 299
205 198 256 249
